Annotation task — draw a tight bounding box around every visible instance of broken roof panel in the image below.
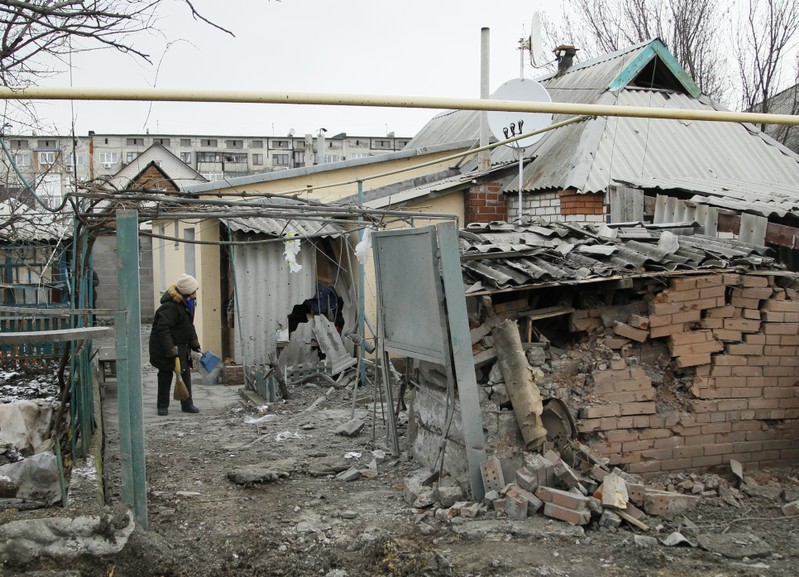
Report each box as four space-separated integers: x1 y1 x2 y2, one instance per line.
460 220 779 292
223 216 346 239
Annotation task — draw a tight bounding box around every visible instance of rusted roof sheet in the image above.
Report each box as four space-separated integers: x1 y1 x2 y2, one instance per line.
460 220 778 292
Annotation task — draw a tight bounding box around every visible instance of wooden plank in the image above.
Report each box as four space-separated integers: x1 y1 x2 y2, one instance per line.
517 306 575 320
0 326 112 345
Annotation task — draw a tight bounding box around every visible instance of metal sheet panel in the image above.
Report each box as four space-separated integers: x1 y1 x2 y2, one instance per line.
232 236 315 365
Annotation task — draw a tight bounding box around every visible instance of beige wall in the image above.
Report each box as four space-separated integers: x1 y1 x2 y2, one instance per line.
195 151 461 203
360 192 465 344
150 218 221 356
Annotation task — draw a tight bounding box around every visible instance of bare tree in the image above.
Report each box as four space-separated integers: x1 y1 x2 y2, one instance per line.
736 0 799 130
0 0 233 86
554 0 728 101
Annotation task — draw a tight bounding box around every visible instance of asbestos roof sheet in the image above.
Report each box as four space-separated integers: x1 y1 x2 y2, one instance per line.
460 220 777 292
0 200 72 242
223 216 346 239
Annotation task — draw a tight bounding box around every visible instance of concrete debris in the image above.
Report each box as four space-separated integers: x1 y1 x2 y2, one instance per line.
334 418 365 437
336 467 362 483
0 509 134 564
227 466 289 485
0 451 61 505
660 531 697 547
697 532 773 559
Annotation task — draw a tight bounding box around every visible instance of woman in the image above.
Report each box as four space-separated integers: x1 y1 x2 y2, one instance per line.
149 273 202 415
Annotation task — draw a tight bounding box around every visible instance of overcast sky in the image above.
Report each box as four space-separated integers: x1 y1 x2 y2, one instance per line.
32 0 560 138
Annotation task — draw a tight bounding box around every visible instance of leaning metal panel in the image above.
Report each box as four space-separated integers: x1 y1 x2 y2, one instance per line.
372 227 446 363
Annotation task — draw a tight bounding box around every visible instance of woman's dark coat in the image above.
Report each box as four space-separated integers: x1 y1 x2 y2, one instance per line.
149 286 200 371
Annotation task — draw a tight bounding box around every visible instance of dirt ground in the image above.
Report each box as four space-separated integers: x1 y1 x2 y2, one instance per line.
4 365 799 577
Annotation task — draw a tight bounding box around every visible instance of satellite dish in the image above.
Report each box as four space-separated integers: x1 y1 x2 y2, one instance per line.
530 11 546 68
487 78 552 149
288 128 295 137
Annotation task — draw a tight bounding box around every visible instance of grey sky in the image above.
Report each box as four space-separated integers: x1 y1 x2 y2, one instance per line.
35 0 557 138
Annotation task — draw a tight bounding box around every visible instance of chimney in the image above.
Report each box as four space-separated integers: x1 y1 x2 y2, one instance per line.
554 45 578 76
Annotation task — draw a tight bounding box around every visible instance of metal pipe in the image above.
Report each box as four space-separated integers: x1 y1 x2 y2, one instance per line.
3 86 799 126
479 27 491 171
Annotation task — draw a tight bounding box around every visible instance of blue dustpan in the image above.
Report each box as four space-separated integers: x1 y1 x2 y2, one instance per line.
199 351 221 372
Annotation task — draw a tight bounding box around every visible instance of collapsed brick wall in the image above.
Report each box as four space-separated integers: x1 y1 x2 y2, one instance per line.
576 272 799 476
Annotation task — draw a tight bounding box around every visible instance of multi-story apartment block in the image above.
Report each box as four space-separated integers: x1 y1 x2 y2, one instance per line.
1 131 411 206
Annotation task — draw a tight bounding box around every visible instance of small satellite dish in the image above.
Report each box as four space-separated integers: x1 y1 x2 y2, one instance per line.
487 78 552 149
529 11 546 68
288 128 295 137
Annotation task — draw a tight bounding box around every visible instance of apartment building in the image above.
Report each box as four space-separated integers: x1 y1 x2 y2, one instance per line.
1 131 411 206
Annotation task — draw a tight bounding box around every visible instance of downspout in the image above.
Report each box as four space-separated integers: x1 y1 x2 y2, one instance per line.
478 27 491 172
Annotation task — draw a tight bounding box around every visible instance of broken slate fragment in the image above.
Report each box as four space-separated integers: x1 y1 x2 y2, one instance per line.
227 466 288 485
336 467 362 482
334 418 365 437
697 532 773 559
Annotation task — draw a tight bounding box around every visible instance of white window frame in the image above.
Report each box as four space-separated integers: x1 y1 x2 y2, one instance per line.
38 151 56 165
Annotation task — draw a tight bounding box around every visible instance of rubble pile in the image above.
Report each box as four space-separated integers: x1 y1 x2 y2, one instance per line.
454 272 799 479
402 450 799 534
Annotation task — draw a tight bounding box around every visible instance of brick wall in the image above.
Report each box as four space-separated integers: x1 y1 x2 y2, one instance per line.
135 164 179 192
575 273 799 476
465 182 507 224
507 191 561 222
559 188 605 218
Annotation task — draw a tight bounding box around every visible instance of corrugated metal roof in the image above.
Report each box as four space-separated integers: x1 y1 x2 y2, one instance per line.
460 220 777 292
621 176 799 219
224 216 347 239
405 39 799 219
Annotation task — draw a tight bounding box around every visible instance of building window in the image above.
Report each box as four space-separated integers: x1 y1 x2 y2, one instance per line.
201 172 224 182
197 151 222 163
271 139 290 149
14 153 31 166
37 139 56 148
201 139 218 147
98 152 118 166
373 139 392 149
126 151 138 163
126 137 144 146
294 140 305 150
250 140 263 149
180 152 192 164
225 139 243 149
252 153 263 165
66 152 84 168
223 153 247 163
273 154 289 166
153 138 171 146
293 151 304 165
38 151 56 165
351 153 368 159
10 139 28 149
180 138 192 147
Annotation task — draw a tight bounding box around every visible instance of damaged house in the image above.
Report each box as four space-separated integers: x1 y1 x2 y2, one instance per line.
408 219 799 492
405 39 799 268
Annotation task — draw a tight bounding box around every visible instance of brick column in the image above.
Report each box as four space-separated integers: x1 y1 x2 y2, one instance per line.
465 182 508 224
558 187 605 218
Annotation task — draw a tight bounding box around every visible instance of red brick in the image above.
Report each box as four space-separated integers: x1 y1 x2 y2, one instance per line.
723 273 743 286
741 287 773 300
671 340 724 356
692 455 724 468
672 310 702 324
725 344 764 356
744 333 766 345
763 300 799 313
626 460 662 475
650 323 688 338
649 302 683 316
670 277 698 291
714 329 742 342
620 402 656 416
580 404 621 419
701 317 724 330
731 296 760 309
613 321 649 342
673 445 704 459
704 443 734 456
542 502 591 525
707 306 736 318
724 318 762 333
535 486 590 510
742 275 769 288
675 353 712 368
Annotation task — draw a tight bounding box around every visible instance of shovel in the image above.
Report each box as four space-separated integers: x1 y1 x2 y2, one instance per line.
173 356 190 401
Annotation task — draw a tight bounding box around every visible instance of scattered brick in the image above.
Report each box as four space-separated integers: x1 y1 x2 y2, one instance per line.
614 321 649 342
